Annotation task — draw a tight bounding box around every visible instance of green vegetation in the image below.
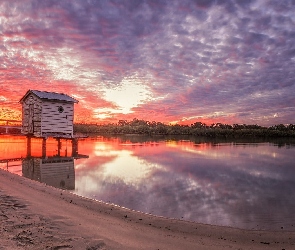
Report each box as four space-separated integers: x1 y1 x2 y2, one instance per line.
74 118 295 138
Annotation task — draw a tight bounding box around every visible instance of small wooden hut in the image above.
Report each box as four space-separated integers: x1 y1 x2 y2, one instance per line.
20 90 78 138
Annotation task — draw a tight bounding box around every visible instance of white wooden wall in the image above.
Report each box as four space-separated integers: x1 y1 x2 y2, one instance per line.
41 101 74 136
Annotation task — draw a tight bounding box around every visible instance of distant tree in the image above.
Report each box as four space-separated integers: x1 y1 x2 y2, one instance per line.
287 124 295 130
271 124 287 131
191 122 207 128
118 120 128 126
74 119 295 138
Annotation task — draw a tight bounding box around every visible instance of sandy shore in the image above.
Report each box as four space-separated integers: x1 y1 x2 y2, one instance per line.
0 169 294 250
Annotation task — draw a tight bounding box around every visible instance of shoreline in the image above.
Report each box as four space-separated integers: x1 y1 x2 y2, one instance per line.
1 169 294 249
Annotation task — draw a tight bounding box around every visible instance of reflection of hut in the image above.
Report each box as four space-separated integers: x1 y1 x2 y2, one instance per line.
22 157 75 190
19 90 78 138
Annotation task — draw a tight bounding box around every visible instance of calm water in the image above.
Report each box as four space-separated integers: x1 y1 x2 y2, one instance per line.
1 135 295 230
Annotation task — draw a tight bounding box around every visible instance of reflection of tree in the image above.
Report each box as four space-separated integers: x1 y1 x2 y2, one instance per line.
74 120 295 138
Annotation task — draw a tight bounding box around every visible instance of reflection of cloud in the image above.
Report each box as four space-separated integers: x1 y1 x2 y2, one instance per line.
102 150 162 185
94 143 117 156
78 145 164 187
74 138 295 230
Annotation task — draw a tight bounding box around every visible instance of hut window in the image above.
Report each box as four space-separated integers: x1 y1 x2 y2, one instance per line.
58 106 64 113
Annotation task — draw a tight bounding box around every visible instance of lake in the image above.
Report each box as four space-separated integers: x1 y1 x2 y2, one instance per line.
1 134 295 231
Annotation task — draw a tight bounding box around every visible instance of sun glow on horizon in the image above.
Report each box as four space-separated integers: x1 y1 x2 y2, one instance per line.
95 77 152 119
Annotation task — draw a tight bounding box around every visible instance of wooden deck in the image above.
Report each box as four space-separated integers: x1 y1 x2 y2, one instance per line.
0 158 24 164
0 119 22 134
0 125 22 134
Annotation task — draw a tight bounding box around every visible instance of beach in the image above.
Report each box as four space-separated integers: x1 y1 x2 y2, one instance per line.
0 169 294 250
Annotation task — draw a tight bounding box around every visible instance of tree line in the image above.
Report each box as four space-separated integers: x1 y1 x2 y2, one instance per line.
74 118 295 138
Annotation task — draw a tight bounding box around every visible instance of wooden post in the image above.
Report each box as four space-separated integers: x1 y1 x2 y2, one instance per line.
42 138 47 157
72 138 78 157
26 136 32 158
57 138 61 156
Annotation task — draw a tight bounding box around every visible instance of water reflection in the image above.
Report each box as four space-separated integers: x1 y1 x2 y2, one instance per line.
74 136 295 231
0 135 87 190
22 157 75 190
1 135 295 230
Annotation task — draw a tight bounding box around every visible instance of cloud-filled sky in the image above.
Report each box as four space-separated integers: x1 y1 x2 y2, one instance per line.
1 0 295 125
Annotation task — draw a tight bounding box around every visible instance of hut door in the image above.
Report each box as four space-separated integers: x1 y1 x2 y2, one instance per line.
28 104 34 133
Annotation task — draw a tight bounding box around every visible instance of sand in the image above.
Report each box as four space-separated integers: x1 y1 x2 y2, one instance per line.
0 169 294 250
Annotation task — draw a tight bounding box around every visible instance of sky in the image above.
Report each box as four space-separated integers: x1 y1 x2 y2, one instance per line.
0 0 295 126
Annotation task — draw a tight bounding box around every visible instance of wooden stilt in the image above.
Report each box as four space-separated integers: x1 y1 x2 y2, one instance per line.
57 138 62 156
26 136 32 158
42 138 47 157
72 139 78 157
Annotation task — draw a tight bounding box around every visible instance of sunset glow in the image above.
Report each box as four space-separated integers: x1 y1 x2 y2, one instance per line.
1 0 294 125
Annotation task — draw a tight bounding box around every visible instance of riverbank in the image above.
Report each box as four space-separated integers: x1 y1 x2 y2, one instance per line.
0 169 294 250
74 121 295 138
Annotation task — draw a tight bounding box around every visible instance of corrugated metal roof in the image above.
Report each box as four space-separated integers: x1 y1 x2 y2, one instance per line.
21 90 78 103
